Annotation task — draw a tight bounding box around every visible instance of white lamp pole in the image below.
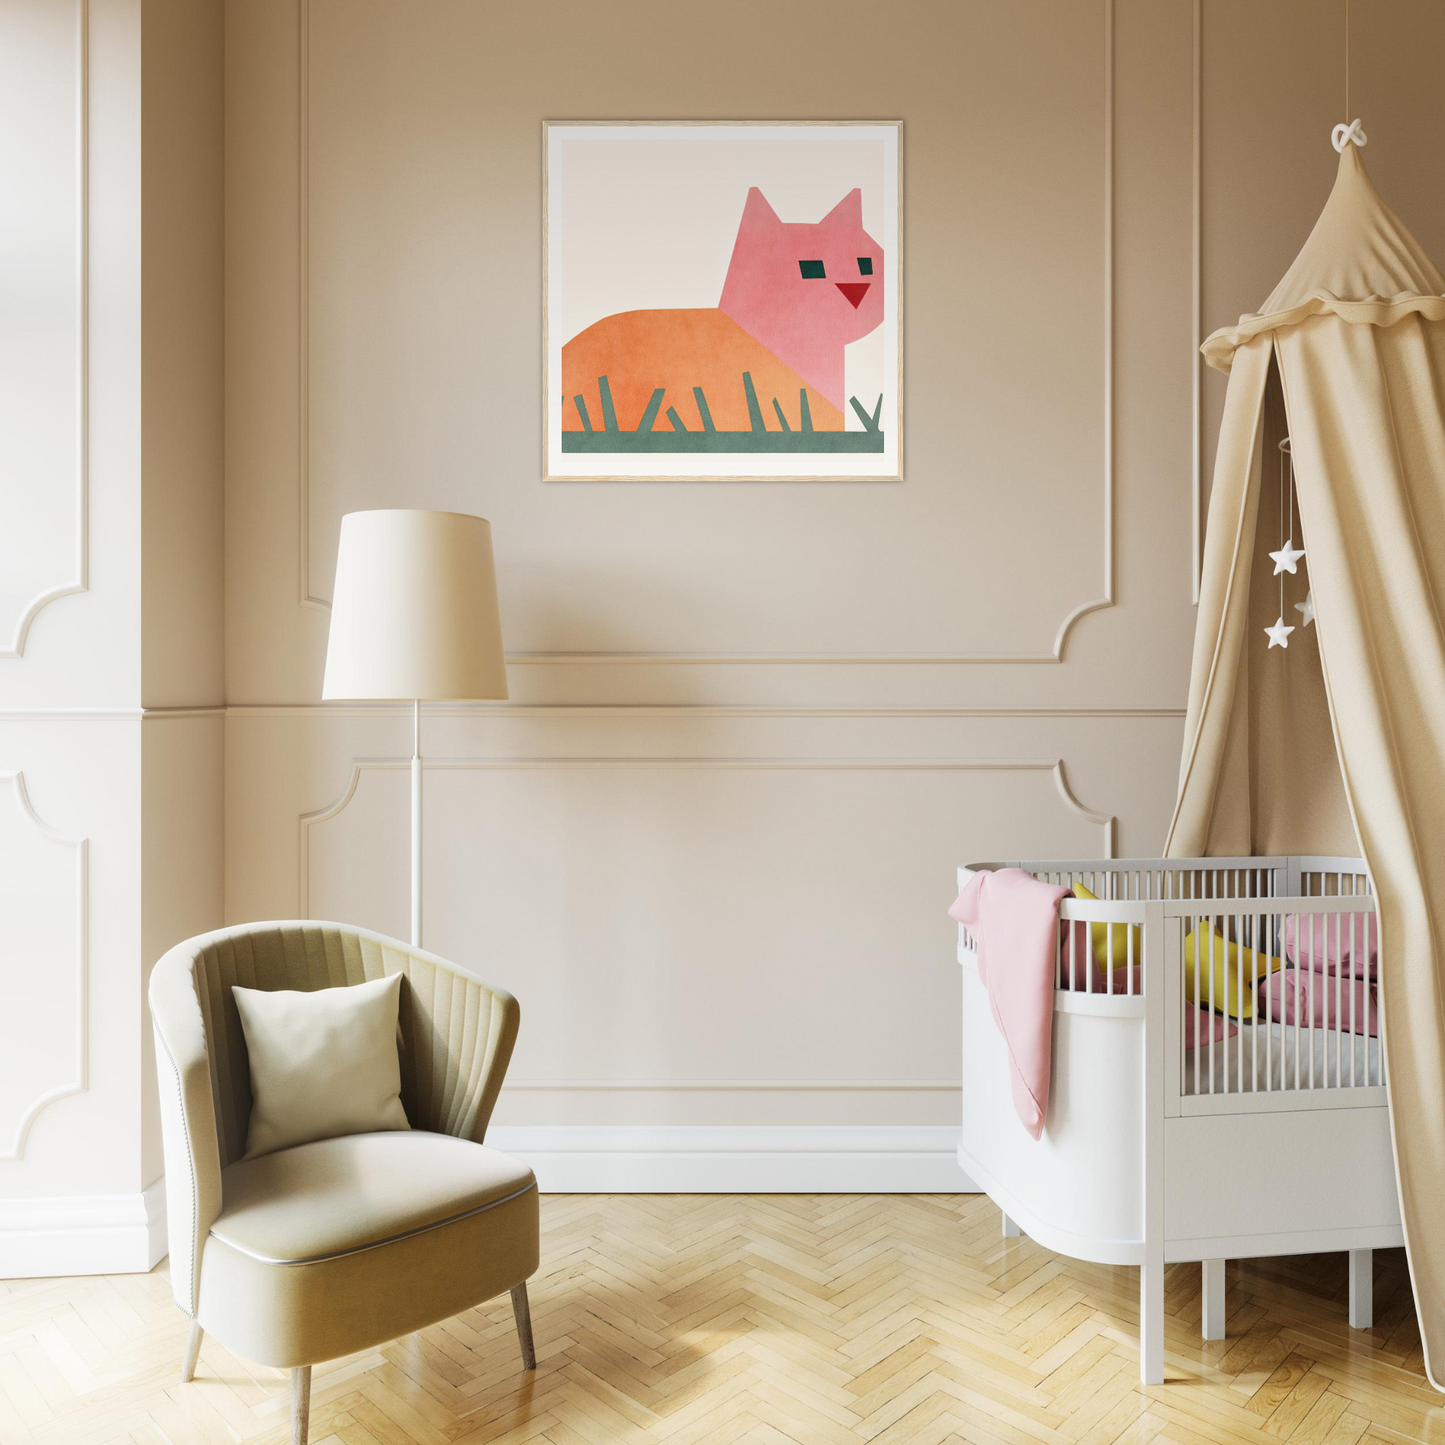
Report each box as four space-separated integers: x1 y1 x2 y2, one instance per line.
321 510 508 951
411 699 422 947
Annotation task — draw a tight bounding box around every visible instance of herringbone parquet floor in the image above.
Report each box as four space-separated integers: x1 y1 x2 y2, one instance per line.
0 1193 1436 1445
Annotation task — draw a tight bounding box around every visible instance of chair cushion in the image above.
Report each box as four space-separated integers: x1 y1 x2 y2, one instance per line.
198 1131 539 1367
211 1130 533 1262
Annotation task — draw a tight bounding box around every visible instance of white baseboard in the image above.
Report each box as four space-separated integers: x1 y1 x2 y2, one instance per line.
0 1178 167 1279
0 1131 972 1281
486 1125 977 1193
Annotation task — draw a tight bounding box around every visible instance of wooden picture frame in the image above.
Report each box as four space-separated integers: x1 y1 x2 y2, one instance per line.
543 121 902 481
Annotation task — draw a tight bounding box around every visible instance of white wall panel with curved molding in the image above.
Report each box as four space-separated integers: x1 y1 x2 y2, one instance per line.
0 0 224 1274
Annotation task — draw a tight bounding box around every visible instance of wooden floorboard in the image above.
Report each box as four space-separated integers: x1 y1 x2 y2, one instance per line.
0 1194 1435 1444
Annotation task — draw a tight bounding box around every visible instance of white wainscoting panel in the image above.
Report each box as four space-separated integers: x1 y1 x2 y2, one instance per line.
301 752 1110 1108
223 705 1185 1142
0 0 89 659
0 772 88 1161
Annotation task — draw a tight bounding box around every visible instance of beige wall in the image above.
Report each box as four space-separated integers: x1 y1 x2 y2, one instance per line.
229 0 1203 701
1199 0 1445 516
141 0 225 708
223 0 1200 1163
137 0 227 1180
228 0 1445 1158
12 0 1445 1222
225 0 1445 1157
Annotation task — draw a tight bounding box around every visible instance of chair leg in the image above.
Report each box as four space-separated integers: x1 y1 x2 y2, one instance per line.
511 1282 536 1370
179 1321 203 1383
291 1365 311 1445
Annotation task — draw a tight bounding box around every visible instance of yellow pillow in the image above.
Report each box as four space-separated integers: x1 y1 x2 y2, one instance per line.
1071 881 1141 970
1183 921 1283 1019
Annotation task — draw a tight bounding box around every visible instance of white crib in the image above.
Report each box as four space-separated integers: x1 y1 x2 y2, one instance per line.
956 856 1403 1385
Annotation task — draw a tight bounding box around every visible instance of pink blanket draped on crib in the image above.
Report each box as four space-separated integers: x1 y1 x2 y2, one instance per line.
949 868 1066 1140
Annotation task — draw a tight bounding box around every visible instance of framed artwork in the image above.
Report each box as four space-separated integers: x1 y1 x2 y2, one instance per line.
544 122 901 480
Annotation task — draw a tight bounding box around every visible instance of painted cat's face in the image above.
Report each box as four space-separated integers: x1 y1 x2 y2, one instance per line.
719 187 884 347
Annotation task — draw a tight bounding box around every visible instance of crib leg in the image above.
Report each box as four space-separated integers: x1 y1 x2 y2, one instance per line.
1201 1259 1226 1340
1140 1258 1164 1386
1001 1210 1021 1239
1349 1248 1373 1329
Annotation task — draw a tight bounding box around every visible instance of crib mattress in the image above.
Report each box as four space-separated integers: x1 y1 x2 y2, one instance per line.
1182 1022 1382 1095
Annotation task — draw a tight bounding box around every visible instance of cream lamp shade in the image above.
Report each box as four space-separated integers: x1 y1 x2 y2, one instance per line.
322 510 508 701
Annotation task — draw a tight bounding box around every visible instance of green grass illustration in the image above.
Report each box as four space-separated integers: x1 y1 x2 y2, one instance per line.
563 374 885 454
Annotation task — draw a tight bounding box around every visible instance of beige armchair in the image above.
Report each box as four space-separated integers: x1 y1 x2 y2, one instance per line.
148 921 539 1445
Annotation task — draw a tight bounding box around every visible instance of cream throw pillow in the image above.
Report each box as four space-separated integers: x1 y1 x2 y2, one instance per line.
233 973 411 1160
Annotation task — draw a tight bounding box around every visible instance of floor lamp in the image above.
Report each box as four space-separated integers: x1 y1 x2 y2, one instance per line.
322 510 508 948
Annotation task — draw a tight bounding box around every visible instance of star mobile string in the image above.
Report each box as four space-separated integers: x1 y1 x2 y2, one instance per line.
1265 436 1310 649
1288 436 1317 627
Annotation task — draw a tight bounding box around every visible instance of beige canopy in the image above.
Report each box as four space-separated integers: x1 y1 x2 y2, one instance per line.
1167 138 1445 1390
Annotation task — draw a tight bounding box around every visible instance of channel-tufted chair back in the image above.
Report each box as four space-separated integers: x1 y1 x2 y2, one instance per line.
172 922 518 1169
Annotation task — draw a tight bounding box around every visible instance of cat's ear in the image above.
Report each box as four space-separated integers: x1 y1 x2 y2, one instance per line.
820 188 863 229
740 187 782 227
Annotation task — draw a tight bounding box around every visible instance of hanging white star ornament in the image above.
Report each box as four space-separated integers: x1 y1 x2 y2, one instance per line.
1270 539 1306 575
1295 591 1316 627
1265 616 1295 649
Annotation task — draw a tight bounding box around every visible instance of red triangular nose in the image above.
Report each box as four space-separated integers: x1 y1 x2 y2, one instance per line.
836 282 869 309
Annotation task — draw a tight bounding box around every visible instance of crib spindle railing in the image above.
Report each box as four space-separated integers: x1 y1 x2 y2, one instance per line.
1175 896 1377 1099
964 863 1376 1094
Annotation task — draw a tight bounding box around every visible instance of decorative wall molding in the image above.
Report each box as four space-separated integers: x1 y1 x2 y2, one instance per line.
0 708 225 722
297 0 325 612
505 1078 959 1092
0 1178 165 1279
0 709 144 722
2 0 90 659
0 701 1185 721
484 1124 974 1193
0 772 88 1161
295 0 1116 664
1037 0 1116 662
297 754 1107 1127
298 753 1114 915
226 702 1186 720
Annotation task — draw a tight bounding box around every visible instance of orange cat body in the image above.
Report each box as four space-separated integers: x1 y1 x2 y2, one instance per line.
561 309 843 434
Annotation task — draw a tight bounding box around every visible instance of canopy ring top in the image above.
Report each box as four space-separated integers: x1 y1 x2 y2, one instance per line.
1332 119 1368 152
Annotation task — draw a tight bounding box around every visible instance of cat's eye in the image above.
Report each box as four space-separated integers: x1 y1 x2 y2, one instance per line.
798 260 826 279
857 257 873 275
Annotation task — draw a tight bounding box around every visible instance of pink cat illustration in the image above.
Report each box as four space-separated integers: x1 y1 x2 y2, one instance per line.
563 187 883 435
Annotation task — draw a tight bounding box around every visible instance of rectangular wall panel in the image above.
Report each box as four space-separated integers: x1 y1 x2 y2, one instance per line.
0 0 85 660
